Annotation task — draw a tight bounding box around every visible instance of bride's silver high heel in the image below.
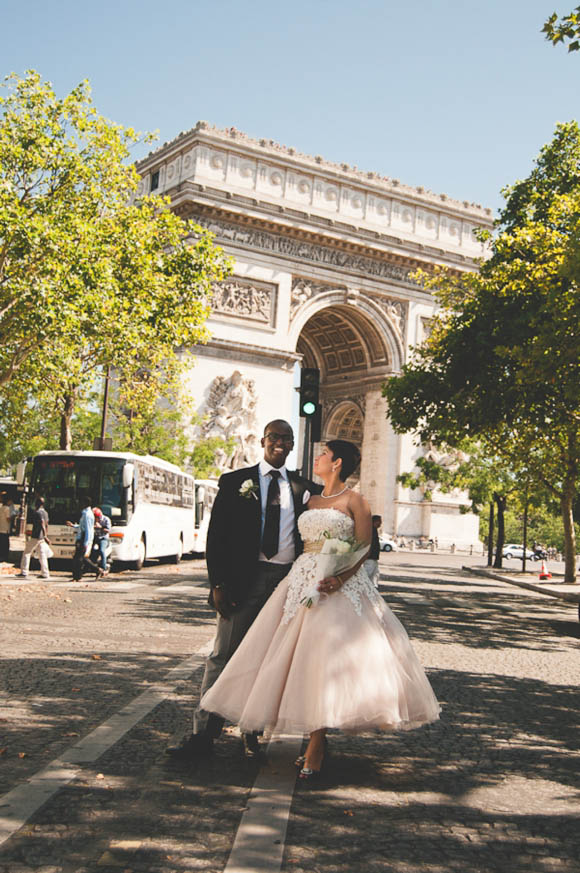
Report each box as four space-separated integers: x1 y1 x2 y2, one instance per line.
298 766 321 781
295 736 327 770
297 737 328 782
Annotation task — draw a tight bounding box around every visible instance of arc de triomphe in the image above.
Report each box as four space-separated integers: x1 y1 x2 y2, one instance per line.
136 123 493 546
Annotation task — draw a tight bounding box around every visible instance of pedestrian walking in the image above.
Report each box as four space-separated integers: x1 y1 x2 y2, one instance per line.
67 497 103 581
0 492 11 563
17 497 51 579
93 507 111 575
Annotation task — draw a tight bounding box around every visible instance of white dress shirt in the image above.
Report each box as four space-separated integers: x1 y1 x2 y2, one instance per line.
258 460 295 564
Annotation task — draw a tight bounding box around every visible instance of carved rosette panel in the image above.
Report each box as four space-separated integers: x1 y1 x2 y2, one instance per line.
290 277 347 319
211 277 277 328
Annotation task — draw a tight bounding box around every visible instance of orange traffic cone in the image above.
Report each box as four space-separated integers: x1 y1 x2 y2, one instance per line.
539 560 551 581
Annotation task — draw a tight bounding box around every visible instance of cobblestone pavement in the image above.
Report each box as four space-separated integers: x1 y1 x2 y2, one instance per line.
1 554 579 873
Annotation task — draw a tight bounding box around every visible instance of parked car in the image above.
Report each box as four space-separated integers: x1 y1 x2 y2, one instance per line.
379 536 398 552
502 544 535 560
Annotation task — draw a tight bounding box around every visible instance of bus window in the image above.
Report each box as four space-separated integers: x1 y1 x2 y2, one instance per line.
100 460 125 518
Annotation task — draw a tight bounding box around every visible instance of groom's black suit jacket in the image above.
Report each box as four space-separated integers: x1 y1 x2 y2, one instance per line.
206 464 320 609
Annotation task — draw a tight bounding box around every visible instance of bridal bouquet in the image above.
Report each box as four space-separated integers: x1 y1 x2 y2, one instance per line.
301 532 369 608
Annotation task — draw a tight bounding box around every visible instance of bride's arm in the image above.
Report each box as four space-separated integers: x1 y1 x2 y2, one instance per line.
318 493 372 594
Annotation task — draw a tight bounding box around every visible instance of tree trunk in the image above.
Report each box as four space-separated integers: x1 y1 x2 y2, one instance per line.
561 487 577 584
487 501 494 567
59 392 76 450
493 493 506 569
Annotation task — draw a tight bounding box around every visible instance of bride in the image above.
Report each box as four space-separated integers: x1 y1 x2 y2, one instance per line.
201 439 440 780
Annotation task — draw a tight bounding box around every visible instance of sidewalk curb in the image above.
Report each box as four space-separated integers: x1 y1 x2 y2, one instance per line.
463 566 580 618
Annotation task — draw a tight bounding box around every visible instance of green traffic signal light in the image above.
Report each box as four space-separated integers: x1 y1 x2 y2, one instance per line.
302 401 316 416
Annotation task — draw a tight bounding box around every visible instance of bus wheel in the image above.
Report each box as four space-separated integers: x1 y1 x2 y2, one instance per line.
134 536 146 571
172 536 184 564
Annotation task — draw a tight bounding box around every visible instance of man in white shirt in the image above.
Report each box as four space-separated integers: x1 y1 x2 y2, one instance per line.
167 419 319 761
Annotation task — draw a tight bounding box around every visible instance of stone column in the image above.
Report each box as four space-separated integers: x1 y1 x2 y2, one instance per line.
359 389 395 529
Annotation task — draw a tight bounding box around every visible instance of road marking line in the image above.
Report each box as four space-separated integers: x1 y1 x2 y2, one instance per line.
224 734 303 873
0 640 213 848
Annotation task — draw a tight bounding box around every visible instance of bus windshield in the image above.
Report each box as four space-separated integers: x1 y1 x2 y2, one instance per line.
30 456 127 525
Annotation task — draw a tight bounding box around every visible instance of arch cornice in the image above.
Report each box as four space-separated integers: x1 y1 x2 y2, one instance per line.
289 289 405 372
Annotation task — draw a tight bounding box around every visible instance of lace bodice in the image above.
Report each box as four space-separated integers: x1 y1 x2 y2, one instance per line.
282 508 383 623
298 507 355 543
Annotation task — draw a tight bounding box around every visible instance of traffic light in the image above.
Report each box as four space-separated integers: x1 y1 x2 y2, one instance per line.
299 368 319 418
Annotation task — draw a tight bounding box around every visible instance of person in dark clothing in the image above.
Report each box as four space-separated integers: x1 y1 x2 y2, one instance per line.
0 493 11 563
17 497 51 579
364 514 382 586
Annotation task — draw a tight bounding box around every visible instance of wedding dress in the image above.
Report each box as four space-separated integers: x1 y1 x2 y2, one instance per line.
201 508 440 734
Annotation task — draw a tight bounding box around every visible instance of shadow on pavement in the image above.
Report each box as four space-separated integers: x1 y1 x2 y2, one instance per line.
381 581 580 650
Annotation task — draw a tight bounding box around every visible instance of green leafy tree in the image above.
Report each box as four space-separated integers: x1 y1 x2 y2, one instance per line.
108 357 200 468
543 6 580 51
192 437 236 479
384 122 580 582
0 382 102 469
0 71 231 448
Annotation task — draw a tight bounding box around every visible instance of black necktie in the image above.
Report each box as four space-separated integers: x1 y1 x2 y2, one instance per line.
262 470 281 559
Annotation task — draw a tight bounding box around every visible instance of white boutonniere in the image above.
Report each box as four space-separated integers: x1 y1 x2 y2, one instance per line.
302 490 311 505
239 479 259 500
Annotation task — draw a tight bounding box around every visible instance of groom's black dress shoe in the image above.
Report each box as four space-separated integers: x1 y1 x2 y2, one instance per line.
241 733 261 759
165 734 213 760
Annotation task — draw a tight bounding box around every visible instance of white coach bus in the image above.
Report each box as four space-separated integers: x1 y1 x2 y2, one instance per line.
24 451 195 568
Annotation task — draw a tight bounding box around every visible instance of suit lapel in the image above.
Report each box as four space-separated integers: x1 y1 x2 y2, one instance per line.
289 472 306 547
288 472 302 518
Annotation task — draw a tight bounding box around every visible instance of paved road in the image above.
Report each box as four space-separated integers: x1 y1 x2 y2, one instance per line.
1 553 579 872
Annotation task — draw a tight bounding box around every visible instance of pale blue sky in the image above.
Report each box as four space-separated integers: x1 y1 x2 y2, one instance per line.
2 0 579 215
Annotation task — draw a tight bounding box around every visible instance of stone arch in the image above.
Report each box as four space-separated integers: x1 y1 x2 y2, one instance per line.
325 400 364 445
289 290 404 374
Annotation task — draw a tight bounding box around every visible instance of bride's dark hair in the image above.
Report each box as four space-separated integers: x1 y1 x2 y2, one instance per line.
326 440 361 481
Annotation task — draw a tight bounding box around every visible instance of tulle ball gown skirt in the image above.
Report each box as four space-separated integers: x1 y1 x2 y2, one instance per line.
201 562 441 736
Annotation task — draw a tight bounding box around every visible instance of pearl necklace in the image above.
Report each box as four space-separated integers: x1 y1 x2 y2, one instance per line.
320 485 349 499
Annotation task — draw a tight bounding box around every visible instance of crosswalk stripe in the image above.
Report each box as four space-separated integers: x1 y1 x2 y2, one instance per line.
224 734 303 873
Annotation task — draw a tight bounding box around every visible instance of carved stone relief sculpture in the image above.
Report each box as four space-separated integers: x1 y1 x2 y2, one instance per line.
422 441 467 496
203 370 260 470
290 277 347 318
381 299 405 338
211 278 276 327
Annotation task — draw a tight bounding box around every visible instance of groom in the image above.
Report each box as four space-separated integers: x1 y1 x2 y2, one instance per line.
167 418 319 760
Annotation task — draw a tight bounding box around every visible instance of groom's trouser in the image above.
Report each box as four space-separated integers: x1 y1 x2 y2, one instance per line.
193 560 291 737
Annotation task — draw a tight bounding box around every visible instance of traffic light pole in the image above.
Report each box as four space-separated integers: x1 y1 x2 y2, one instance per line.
301 415 312 480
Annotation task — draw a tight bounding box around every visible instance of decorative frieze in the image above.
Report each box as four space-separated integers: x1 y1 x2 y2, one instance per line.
192 214 417 286
211 277 277 328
